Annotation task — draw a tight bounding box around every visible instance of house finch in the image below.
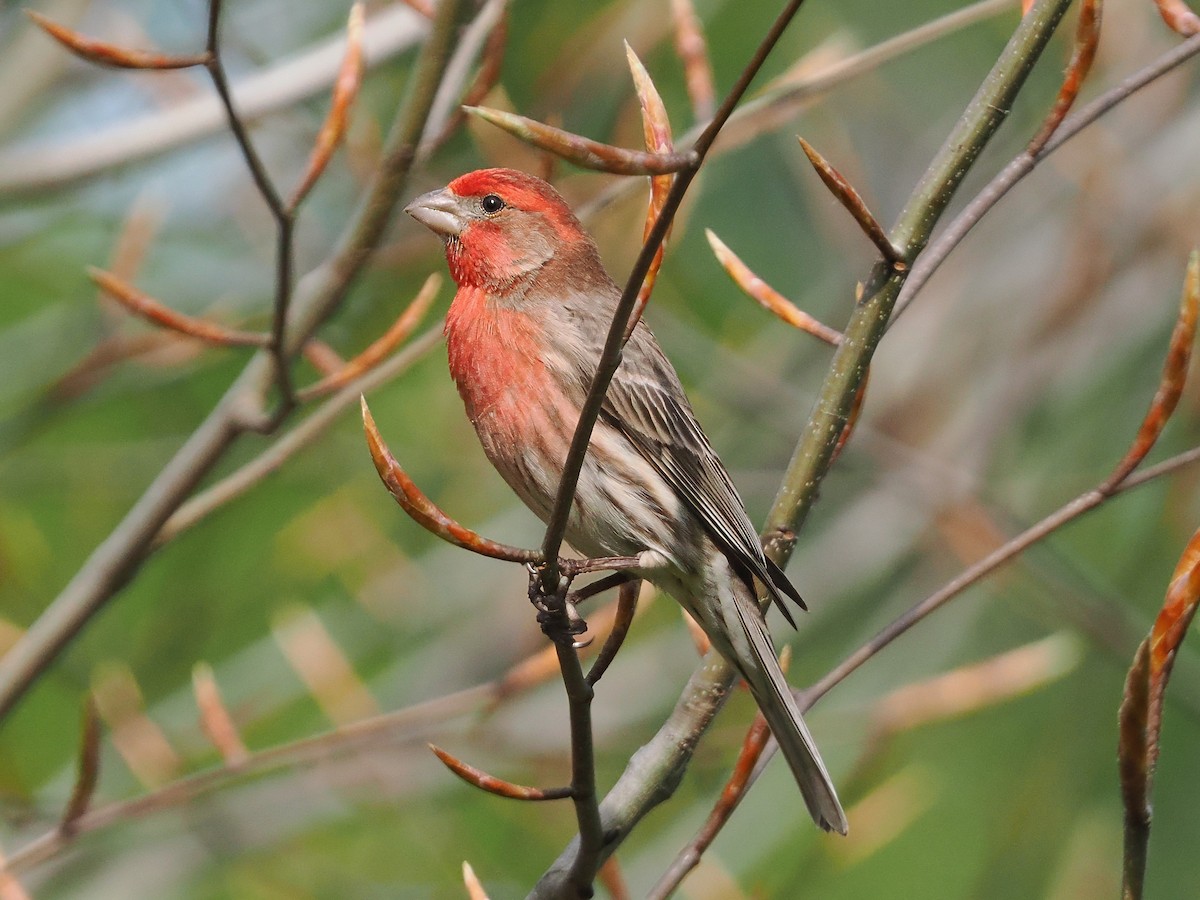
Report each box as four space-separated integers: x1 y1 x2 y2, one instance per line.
405 168 846 833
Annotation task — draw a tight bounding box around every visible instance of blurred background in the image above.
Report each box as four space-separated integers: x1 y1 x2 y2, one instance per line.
1 0 1199 897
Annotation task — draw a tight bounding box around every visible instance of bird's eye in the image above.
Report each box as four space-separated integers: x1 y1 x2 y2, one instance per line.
480 194 505 214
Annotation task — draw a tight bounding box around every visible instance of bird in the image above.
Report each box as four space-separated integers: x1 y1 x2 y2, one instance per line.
404 167 846 834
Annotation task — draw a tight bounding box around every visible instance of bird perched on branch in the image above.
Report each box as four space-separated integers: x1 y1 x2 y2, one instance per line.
405 168 846 834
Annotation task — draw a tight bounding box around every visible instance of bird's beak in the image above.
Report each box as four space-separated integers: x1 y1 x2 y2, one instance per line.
404 187 465 238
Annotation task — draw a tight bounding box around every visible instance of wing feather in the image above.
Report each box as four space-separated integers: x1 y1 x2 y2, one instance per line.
597 324 805 620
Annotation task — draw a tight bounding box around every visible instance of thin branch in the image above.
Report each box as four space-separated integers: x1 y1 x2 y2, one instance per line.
0 0 471 723
585 579 640 686
157 325 444 547
670 0 717 122
0 6 432 197
192 663 249 766
1154 0 1200 35
429 744 574 801
811 250 1200 704
463 861 489 900
203 0 296 413
705 229 843 345
88 267 269 348
797 137 904 267
1026 0 1102 155
361 396 539 564
651 644 794 900
1102 251 1198 490
287 2 366 210
555 641 605 895
894 30 1200 320
25 11 210 69
648 713 770 900
58 698 101 836
463 106 696 175
297 273 439 400
624 42 676 339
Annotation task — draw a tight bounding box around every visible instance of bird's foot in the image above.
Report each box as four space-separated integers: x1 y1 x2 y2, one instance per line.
526 563 588 646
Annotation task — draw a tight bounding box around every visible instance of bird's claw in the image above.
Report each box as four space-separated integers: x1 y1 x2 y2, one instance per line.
526 563 587 645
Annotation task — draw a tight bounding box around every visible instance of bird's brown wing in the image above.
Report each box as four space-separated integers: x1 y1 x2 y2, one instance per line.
596 327 805 622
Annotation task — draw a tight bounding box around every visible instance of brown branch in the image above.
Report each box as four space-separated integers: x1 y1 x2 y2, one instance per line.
555 640 605 895
298 273 439 400
192 663 248 766
1120 522 1200 899
88 267 269 348
624 43 676 340
25 11 210 69
1102 251 1198 491
287 2 366 210
158 326 444 546
670 0 717 122
704 230 843 345
1119 639 1152 900
585 580 640 686
463 106 698 175
648 712 770 900
361 395 539 563
463 861 490 900
1027 0 1102 155
1154 0 1200 35
0 0 472 723
203 0 296 413
797 137 904 267
58 698 101 836
894 30 1200 321
809 249 1200 708
429 744 574 801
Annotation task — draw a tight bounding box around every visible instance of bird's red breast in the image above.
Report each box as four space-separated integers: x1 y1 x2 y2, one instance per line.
445 285 566 459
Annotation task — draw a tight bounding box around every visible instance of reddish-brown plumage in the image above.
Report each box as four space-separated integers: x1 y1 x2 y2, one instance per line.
405 168 847 834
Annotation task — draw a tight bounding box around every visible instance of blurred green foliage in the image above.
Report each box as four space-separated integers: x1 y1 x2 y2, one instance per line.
1 0 1199 897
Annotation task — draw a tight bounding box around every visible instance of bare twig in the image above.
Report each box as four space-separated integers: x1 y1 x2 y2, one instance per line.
0 0 470 723
158 326 444 546
797 137 904 267
809 252 1199 707
58 698 101 835
464 106 696 175
192 663 249 766
25 10 210 69
88 267 269 348
361 396 539 564
298 273 439 400
624 43 676 339
1120 523 1200 899
670 0 716 121
650 644 794 900
463 861 489 900
0 5 432 196
429 744 574 801
705 229 843 346
1154 0 1200 35
895 30 1200 320
203 0 297 413
288 3 366 210
585 580 640 686
1026 0 1102 155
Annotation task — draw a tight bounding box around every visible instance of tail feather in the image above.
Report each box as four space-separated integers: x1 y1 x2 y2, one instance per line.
708 552 848 834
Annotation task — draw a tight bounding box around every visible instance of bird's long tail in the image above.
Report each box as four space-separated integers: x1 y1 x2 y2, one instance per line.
700 549 848 834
